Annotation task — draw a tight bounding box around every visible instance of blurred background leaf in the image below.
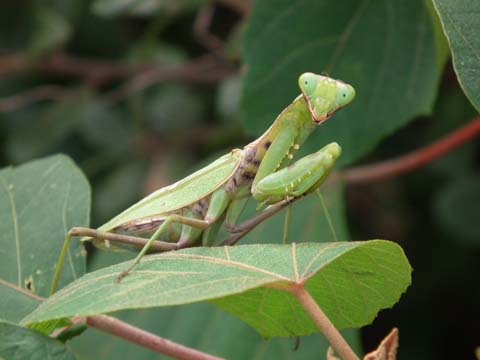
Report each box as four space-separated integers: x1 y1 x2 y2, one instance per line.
29 6 72 59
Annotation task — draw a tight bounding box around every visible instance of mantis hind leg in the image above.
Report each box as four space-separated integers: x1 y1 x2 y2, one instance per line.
50 227 178 294
116 213 215 282
51 227 177 293
119 188 231 281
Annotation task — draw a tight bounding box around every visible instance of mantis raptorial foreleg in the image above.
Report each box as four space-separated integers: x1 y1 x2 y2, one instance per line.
221 143 341 245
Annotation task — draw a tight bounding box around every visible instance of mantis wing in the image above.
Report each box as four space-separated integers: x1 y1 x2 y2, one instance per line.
97 149 242 232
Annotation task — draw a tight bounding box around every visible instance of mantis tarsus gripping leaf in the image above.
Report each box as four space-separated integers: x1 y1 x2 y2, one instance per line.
51 72 355 293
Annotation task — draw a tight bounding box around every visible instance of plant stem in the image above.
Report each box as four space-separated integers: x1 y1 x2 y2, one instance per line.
86 315 224 360
338 117 480 184
292 286 359 360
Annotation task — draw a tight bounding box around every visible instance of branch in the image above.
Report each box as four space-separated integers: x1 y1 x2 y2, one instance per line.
0 52 143 86
86 315 224 360
194 5 225 54
338 117 480 184
0 85 70 112
291 285 359 360
104 54 234 104
0 52 235 93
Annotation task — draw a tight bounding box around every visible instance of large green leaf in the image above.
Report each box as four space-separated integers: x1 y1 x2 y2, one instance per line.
0 321 76 360
243 0 443 165
23 241 411 338
0 155 90 298
433 0 480 112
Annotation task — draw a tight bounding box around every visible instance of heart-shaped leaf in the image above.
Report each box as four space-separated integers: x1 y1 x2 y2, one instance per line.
0 155 90 298
23 241 411 338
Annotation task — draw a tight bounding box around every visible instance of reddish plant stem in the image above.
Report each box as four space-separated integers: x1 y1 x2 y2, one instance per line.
291 286 359 360
338 118 480 184
86 315 224 360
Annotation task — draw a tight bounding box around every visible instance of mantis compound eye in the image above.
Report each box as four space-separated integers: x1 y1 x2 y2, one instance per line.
298 72 317 96
335 83 356 107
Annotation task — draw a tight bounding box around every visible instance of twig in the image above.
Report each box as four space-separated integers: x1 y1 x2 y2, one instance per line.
338 117 480 184
0 52 143 86
86 315 224 360
104 54 234 104
291 285 359 360
0 52 235 93
194 4 225 54
0 85 70 112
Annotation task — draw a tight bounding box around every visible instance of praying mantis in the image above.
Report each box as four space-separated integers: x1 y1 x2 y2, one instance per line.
51 72 355 293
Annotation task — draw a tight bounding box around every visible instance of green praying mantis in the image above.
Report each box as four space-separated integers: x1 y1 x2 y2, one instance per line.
51 72 355 293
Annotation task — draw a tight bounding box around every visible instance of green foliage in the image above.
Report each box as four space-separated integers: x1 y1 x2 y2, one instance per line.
0 155 89 297
0 321 76 360
433 0 480 112
72 250 362 359
70 294 360 360
23 241 411 338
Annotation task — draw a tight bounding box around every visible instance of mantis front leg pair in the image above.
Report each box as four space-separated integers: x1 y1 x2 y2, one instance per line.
51 72 355 293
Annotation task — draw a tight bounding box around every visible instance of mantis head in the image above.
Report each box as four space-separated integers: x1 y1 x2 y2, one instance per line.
298 72 355 124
